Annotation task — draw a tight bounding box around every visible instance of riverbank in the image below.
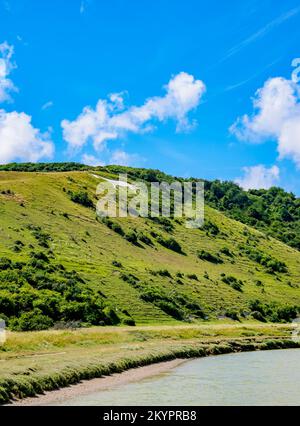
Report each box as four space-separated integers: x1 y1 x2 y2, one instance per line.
1 323 299 405
11 359 186 406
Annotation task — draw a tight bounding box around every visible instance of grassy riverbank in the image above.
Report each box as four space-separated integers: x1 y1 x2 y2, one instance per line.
1 323 299 404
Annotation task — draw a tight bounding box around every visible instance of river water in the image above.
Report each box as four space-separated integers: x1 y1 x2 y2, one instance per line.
54 349 300 406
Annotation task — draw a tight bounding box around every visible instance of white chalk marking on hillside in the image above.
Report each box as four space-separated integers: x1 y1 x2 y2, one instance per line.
91 174 136 190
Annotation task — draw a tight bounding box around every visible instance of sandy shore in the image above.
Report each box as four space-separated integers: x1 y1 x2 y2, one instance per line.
11 359 186 406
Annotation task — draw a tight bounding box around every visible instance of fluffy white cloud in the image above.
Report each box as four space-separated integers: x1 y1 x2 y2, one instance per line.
0 41 17 103
0 110 54 163
235 165 280 190
0 41 55 164
62 72 206 152
230 76 300 167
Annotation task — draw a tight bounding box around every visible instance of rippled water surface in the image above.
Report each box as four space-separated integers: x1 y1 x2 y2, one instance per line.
54 349 300 406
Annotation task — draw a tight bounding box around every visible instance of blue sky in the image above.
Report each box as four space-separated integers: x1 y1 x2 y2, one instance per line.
1 0 300 194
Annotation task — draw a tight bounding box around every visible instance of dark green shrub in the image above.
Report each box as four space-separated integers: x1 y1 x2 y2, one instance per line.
122 318 136 326
27 225 52 248
0 258 12 271
138 233 153 246
197 250 223 264
202 220 220 235
0 291 16 316
240 246 287 273
248 299 298 323
69 191 94 208
251 310 266 322
9 309 54 331
100 217 125 236
220 247 233 257
125 231 139 245
111 222 125 236
276 305 298 322
103 307 120 325
157 236 183 254
150 269 172 278
120 273 139 288
221 275 243 292
0 254 120 330
149 217 174 233
30 251 50 263
156 300 185 320
187 274 198 281
225 309 240 321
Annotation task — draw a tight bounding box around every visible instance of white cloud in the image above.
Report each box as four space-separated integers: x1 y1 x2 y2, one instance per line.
81 153 103 166
0 41 17 103
62 72 206 153
0 41 55 164
41 101 54 111
0 110 54 163
230 76 300 167
235 165 280 190
110 149 140 166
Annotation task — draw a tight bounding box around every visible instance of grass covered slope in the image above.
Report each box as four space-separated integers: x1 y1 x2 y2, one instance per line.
2 162 300 250
0 170 299 330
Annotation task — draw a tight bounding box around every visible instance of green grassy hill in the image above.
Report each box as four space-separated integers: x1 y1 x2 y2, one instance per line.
0 169 299 330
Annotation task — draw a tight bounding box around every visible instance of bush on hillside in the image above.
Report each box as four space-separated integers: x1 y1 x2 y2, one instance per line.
69 191 94 208
197 250 223 264
248 299 299 323
221 275 244 292
156 236 183 254
0 255 120 331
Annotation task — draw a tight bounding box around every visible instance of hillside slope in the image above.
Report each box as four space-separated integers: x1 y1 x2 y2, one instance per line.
0 170 299 329
1 163 300 250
